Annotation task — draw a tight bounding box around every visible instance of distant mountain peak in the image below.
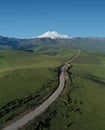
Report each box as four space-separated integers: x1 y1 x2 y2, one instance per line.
36 31 71 39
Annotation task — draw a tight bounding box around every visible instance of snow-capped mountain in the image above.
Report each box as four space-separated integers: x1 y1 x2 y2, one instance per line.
36 31 71 39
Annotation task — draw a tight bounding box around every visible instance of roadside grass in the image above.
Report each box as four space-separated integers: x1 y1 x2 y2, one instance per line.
20 51 105 130
0 68 57 105
0 67 58 125
0 49 76 126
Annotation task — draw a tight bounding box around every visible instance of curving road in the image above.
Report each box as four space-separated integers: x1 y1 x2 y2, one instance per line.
2 50 80 130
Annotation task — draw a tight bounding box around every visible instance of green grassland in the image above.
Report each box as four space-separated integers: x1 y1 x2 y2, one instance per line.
0 49 76 127
20 51 105 130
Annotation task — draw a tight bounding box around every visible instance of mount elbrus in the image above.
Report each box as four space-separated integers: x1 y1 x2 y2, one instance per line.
0 31 105 52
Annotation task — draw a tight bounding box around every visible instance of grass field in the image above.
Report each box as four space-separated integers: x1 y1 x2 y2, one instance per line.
20 51 105 130
0 49 76 127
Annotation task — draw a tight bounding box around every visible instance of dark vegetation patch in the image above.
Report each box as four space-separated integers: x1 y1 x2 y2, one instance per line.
85 74 105 86
0 94 40 119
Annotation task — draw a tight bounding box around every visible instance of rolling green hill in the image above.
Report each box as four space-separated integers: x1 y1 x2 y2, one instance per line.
20 51 105 130
0 49 76 128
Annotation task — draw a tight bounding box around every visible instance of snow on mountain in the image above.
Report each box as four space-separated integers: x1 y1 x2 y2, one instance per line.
36 31 71 39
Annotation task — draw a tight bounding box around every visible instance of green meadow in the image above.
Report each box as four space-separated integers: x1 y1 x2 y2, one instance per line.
20 51 105 130
0 49 76 127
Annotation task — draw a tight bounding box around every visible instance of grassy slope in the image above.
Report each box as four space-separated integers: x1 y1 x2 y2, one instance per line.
0 68 55 105
0 49 76 125
21 51 105 130
0 49 76 69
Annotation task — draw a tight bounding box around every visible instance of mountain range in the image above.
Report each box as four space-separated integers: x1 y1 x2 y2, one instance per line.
0 31 105 53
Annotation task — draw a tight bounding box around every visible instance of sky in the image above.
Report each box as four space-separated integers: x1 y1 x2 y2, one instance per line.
0 0 105 38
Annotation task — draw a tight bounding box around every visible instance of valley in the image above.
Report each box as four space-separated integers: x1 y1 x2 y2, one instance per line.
0 34 105 130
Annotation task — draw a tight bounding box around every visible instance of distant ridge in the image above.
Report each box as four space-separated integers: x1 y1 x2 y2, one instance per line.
0 34 105 53
36 31 71 39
